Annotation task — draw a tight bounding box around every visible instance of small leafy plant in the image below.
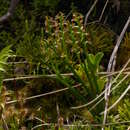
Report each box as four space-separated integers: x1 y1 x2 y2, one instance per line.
0 45 12 91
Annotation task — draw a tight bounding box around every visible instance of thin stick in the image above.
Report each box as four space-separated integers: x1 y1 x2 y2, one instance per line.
100 67 130 78
71 58 130 109
99 0 109 22
101 84 130 115
0 0 19 23
31 120 130 129
4 68 130 82
84 0 99 26
31 124 49 130
65 10 73 20
34 116 46 123
6 84 81 105
71 73 129 110
3 73 73 82
2 114 9 130
103 16 130 129
107 17 130 73
3 68 130 82
89 74 129 111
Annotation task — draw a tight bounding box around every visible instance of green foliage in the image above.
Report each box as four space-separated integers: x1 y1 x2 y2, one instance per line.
76 52 105 94
0 0 130 129
16 19 44 63
107 99 130 130
118 99 130 121
0 46 11 71
0 31 16 49
0 45 12 91
0 0 10 16
117 33 130 67
14 13 109 122
31 0 60 9
30 0 60 16
86 24 114 54
40 14 107 120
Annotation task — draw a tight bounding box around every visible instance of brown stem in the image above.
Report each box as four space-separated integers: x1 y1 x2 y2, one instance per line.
0 0 19 23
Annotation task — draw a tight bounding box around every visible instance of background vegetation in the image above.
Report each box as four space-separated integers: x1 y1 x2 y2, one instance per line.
0 0 130 130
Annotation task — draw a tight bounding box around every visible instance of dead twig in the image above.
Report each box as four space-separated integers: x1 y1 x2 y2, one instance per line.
102 16 130 129
101 84 130 115
84 0 99 26
31 120 130 130
89 73 129 111
99 0 109 22
3 73 73 82
0 0 19 23
2 114 9 130
3 68 130 82
5 84 81 105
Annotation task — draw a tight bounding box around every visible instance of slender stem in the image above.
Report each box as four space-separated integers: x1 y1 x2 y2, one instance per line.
101 84 130 115
99 0 109 22
102 16 130 129
3 73 73 82
84 0 99 26
6 84 81 105
2 114 9 130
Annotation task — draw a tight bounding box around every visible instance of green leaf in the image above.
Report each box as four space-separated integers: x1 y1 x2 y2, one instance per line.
95 52 104 68
97 78 106 92
52 63 86 103
88 54 95 65
0 68 6 72
0 45 12 92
